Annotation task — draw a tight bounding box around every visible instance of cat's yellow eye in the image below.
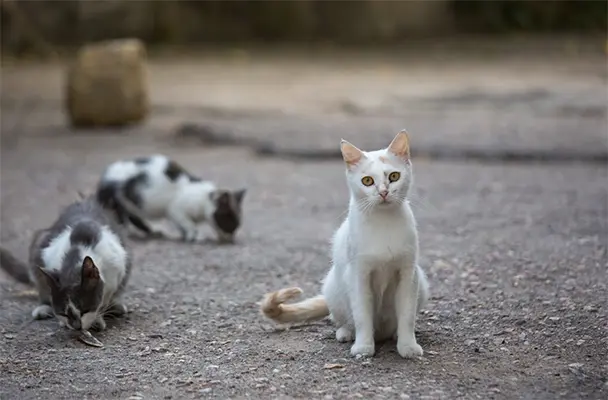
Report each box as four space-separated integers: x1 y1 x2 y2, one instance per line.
361 176 374 186
388 172 401 182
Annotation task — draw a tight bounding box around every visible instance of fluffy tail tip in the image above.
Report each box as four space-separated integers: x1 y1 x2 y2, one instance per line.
260 287 303 319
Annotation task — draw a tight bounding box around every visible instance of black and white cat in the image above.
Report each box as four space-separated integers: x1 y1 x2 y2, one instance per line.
96 154 246 243
0 196 132 332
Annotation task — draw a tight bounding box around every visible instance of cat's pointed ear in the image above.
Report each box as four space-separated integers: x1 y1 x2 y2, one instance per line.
233 188 246 205
340 139 365 169
39 267 59 289
81 256 100 286
387 130 410 161
210 190 231 206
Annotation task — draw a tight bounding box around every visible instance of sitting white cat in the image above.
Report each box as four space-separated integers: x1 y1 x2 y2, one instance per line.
261 130 429 358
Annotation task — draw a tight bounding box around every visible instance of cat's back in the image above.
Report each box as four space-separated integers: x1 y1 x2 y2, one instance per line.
42 198 123 249
102 154 169 182
31 197 128 272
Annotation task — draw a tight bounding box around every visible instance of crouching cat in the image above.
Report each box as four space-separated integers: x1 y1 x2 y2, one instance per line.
0 196 132 331
96 154 246 243
261 130 429 358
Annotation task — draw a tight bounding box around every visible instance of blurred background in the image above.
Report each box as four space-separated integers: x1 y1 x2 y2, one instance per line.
1 0 607 50
1 0 606 156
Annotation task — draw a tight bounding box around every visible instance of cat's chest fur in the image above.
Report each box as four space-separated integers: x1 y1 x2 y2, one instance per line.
351 206 417 268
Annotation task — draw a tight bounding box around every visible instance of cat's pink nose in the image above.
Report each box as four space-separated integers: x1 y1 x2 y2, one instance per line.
379 190 389 199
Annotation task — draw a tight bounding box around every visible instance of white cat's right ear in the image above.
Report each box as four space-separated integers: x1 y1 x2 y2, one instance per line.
340 139 365 169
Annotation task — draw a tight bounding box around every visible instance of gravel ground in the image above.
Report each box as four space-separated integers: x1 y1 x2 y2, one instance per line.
1 44 607 399
1 128 606 400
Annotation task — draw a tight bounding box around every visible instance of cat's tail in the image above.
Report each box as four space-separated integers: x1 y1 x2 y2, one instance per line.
260 287 329 324
96 181 154 235
0 246 31 284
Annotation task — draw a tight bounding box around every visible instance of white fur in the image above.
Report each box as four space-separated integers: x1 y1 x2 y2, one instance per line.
41 229 72 271
32 304 53 319
92 226 128 305
166 181 218 241
322 135 429 358
102 155 221 241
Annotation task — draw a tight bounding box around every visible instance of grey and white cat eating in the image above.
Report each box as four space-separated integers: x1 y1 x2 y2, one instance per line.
96 154 246 243
0 195 132 333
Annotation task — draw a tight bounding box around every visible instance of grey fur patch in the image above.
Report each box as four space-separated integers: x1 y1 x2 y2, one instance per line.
69 220 101 247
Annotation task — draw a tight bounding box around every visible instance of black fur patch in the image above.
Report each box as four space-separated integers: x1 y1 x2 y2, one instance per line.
123 173 148 208
212 192 240 234
133 157 151 165
213 210 240 234
164 160 187 181
164 160 202 182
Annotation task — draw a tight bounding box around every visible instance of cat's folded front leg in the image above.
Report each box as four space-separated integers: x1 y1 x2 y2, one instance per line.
349 268 375 357
106 302 128 317
91 315 107 332
395 265 423 358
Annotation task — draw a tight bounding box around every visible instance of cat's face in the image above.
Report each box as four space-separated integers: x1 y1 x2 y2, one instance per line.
341 130 412 209
39 256 104 331
209 188 247 242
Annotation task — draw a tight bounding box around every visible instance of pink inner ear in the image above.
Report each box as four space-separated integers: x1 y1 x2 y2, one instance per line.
341 140 364 167
82 257 100 280
388 131 410 160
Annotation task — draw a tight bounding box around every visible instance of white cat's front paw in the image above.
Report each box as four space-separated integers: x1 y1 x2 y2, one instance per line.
350 342 375 357
397 340 423 358
32 305 53 320
336 326 354 343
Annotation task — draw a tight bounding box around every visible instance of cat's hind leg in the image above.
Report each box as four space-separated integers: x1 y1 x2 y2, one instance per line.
127 214 158 237
416 264 430 313
336 325 355 342
31 268 53 320
323 266 353 343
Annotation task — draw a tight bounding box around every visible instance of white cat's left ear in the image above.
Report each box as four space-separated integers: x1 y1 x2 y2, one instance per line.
387 130 410 161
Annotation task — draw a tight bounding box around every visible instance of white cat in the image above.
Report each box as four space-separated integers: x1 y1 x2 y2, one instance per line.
261 130 429 358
